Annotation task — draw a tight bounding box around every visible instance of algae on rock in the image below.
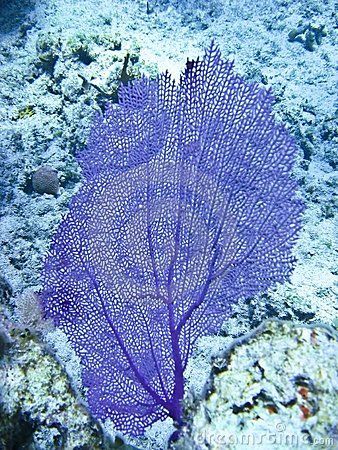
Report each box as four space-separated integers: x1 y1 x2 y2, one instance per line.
0 326 114 449
173 320 338 450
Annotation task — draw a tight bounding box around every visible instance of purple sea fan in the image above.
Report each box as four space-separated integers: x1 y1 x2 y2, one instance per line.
40 43 304 436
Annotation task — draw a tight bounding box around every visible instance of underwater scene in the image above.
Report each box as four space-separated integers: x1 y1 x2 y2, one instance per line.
0 0 337 449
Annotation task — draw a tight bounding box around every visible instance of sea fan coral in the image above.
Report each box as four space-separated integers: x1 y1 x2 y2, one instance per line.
40 43 303 436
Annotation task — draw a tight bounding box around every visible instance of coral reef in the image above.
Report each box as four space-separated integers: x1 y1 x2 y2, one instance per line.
288 23 327 52
173 321 338 449
0 326 114 449
0 0 337 448
0 270 140 450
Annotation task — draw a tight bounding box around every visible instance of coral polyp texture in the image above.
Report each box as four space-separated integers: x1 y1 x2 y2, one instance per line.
40 43 304 436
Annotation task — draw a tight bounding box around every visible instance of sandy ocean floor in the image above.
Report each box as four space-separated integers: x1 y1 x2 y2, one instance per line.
0 0 337 449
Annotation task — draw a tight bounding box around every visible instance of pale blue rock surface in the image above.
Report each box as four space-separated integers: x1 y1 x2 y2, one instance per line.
0 0 337 449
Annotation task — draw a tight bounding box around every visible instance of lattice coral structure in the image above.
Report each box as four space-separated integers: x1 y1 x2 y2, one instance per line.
40 43 303 436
